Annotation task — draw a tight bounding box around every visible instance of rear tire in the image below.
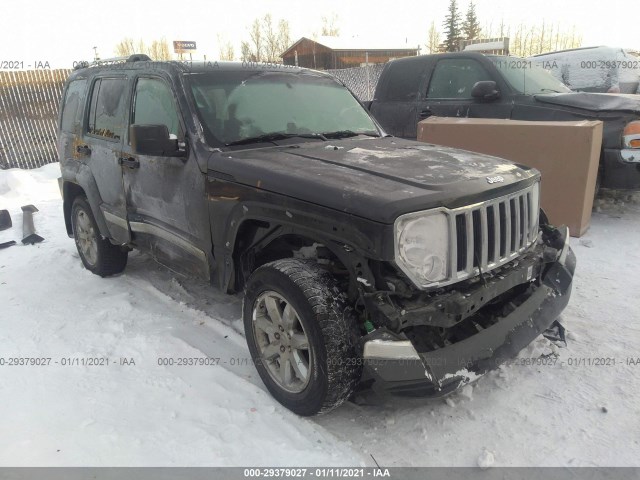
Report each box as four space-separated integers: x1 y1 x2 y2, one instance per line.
243 259 361 416
71 197 128 277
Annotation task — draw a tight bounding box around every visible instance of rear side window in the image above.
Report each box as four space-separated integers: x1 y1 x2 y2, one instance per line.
60 80 86 133
88 78 127 140
132 78 180 138
380 60 426 101
427 59 492 99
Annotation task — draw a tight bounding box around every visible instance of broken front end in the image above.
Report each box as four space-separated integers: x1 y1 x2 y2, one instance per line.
358 184 575 396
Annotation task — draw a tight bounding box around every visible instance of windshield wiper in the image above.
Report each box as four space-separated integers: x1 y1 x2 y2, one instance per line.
539 88 563 93
225 132 326 146
321 130 380 139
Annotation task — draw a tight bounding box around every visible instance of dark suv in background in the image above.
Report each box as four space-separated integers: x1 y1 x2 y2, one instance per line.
57 55 575 415
368 52 640 191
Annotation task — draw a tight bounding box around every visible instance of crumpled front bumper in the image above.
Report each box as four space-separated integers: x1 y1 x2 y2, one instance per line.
360 225 576 397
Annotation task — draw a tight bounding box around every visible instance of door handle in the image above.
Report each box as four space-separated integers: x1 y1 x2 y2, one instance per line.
419 108 433 118
76 144 91 156
118 157 140 169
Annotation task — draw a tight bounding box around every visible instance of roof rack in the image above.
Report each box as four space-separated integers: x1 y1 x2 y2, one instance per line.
73 54 152 70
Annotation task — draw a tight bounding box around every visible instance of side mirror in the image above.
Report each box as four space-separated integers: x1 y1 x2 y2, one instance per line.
471 81 500 100
130 124 186 157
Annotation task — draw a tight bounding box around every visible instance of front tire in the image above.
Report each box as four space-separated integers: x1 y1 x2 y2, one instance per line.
243 259 361 416
71 197 128 277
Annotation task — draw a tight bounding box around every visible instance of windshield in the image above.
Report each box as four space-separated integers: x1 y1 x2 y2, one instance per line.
490 57 572 95
187 71 379 147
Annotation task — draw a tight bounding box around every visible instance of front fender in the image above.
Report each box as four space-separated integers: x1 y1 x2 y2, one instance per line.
206 176 391 292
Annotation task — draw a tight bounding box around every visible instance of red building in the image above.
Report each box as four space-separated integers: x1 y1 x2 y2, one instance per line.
281 36 418 70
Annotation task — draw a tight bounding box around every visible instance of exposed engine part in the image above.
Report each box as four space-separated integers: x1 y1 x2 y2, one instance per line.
21 205 44 245
0 209 11 231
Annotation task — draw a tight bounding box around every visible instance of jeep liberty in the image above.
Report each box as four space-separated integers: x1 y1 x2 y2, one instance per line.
57 55 575 415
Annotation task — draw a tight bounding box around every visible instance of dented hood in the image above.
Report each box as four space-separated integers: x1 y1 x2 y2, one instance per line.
208 137 539 223
534 92 640 114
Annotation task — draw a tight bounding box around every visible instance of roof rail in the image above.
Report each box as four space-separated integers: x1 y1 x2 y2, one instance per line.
72 54 153 70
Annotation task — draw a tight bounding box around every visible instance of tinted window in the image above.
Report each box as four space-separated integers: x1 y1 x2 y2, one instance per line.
88 78 127 140
381 60 426 101
132 78 180 137
60 80 86 132
427 59 492 99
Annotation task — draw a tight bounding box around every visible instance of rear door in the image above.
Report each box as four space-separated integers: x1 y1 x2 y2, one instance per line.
82 76 131 244
120 74 210 279
417 57 511 124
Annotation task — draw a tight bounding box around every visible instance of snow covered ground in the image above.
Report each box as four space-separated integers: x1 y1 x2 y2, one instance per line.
1 164 639 467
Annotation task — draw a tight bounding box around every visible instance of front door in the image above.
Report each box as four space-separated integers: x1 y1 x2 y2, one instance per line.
120 75 210 279
84 76 131 244
417 57 511 125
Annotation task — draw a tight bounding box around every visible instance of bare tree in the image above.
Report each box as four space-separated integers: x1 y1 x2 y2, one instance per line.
240 41 255 62
217 34 235 61
276 19 291 60
471 17 582 56
115 38 136 57
114 37 172 60
321 13 340 36
263 14 279 62
241 15 291 63
508 22 582 56
426 21 441 54
148 39 172 60
248 18 263 61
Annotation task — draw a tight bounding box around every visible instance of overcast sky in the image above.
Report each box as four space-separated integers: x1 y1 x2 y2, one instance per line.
1 0 637 68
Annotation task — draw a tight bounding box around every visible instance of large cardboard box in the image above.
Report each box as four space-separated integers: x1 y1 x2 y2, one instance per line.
418 117 603 237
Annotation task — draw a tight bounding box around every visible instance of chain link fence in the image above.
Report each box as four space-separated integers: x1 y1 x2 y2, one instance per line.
0 69 71 169
327 64 385 101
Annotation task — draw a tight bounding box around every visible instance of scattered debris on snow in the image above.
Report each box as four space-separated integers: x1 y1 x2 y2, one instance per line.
579 239 594 248
477 448 495 469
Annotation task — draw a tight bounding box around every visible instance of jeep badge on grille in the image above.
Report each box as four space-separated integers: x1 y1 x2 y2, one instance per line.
486 175 505 184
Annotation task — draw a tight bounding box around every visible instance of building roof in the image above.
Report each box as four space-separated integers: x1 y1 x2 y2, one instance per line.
281 36 419 56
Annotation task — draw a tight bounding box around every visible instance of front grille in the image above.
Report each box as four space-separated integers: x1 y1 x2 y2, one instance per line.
449 184 538 282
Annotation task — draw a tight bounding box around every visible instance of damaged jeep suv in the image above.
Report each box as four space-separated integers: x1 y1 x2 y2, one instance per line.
57 55 575 415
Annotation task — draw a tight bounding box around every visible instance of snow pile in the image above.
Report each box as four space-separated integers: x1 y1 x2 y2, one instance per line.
0 163 61 208
1 164 640 466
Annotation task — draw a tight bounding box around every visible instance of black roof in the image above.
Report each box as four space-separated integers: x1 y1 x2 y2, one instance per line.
68 54 312 82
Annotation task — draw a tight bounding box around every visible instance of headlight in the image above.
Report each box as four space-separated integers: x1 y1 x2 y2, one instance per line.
395 211 449 286
623 121 640 149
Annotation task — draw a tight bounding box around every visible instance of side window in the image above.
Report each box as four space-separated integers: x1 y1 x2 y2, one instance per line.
60 80 86 133
132 78 180 138
88 78 127 140
381 60 427 101
427 59 492 99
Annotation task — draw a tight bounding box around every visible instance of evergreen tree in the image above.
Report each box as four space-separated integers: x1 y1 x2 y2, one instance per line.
443 0 462 52
463 1 481 40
